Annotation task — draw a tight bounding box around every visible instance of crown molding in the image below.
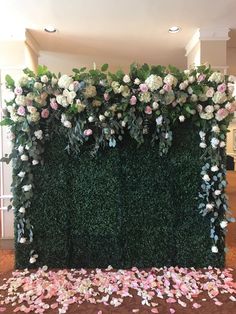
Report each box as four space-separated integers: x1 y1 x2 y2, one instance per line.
185 27 230 56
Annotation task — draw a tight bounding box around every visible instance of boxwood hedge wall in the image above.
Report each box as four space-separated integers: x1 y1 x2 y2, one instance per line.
15 123 224 269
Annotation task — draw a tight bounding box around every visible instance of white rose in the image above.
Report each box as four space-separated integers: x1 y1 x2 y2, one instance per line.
211 165 219 172
152 102 159 110
211 245 218 253
56 95 68 107
29 257 37 264
34 130 43 140
67 91 77 104
99 114 105 122
63 120 72 128
200 112 214 120
184 69 190 75
18 171 25 178
187 87 193 94
199 131 206 139
19 207 26 214
203 174 210 181
214 190 221 196
164 74 177 86
190 94 198 102
179 115 185 122
205 105 214 113
145 74 163 91
220 141 226 148
19 237 26 244
134 78 140 85
32 160 39 165
5 90 15 102
188 76 195 83
220 220 228 228
34 82 43 90
41 75 49 83
58 75 73 89
121 120 126 127
156 115 163 126
21 154 28 161
206 204 214 210
22 184 32 192
88 116 94 122
212 125 220 133
27 106 37 114
199 142 207 148
123 75 131 83
211 137 220 148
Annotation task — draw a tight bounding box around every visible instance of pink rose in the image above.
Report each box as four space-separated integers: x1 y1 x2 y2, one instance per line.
197 74 206 82
139 83 148 93
145 105 152 115
225 101 236 113
215 108 229 121
41 109 49 119
17 106 25 116
50 98 58 110
84 129 93 136
130 95 137 105
104 93 110 101
163 84 171 92
217 83 226 93
14 87 23 95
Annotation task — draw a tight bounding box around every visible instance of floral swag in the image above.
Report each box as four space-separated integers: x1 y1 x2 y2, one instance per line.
1 63 236 265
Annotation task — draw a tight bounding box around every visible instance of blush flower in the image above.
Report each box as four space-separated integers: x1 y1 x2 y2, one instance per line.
145 105 152 115
130 95 137 105
41 109 49 119
84 129 93 136
139 83 148 93
17 106 26 116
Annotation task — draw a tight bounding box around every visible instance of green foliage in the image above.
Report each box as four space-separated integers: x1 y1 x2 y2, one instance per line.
15 123 224 269
5 74 15 88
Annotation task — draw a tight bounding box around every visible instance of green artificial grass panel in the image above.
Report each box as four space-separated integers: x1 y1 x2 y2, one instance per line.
15 123 224 268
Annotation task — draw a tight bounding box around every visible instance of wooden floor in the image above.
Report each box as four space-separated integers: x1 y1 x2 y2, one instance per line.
0 171 236 273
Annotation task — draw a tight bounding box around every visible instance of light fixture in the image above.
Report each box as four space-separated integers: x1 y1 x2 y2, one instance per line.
44 26 57 33
168 26 181 34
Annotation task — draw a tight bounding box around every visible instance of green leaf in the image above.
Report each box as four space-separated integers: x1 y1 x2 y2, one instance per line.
0 118 13 126
23 68 35 77
101 63 109 72
5 74 15 88
37 65 48 76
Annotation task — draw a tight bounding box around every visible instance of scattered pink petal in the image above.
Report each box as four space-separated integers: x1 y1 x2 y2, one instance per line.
193 303 201 309
229 296 236 302
151 308 159 313
170 309 175 314
0 308 6 312
166 298 176 303
132 310 139 313
215 301 223 306
98 311 103 314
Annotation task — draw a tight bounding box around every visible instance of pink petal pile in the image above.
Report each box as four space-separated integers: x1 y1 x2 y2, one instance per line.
0 266 236 313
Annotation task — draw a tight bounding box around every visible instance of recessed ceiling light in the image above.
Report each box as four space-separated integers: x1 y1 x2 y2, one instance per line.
168 26 181 34
44 26 57 33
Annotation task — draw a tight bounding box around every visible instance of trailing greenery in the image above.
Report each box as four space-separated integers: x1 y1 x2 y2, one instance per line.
1 63 235 267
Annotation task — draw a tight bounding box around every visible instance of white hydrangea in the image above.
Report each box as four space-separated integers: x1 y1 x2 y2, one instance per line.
199 112 214 120
15 95 26 106
139 92 151 103
145 75 163 91
4 90 15 102
56 95 69 107
34 82 43 90
83 85 97 98
164 74 177 86
212 91 227 104
16 75 29 87
58 74 73 89
212 125 220 133
208 72 224 84
41 75 49 83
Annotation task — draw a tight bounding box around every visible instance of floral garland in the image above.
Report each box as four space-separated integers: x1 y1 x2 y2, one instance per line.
1 64 236 265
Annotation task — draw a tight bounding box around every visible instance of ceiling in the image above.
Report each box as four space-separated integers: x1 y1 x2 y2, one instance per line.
1 0 236 68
